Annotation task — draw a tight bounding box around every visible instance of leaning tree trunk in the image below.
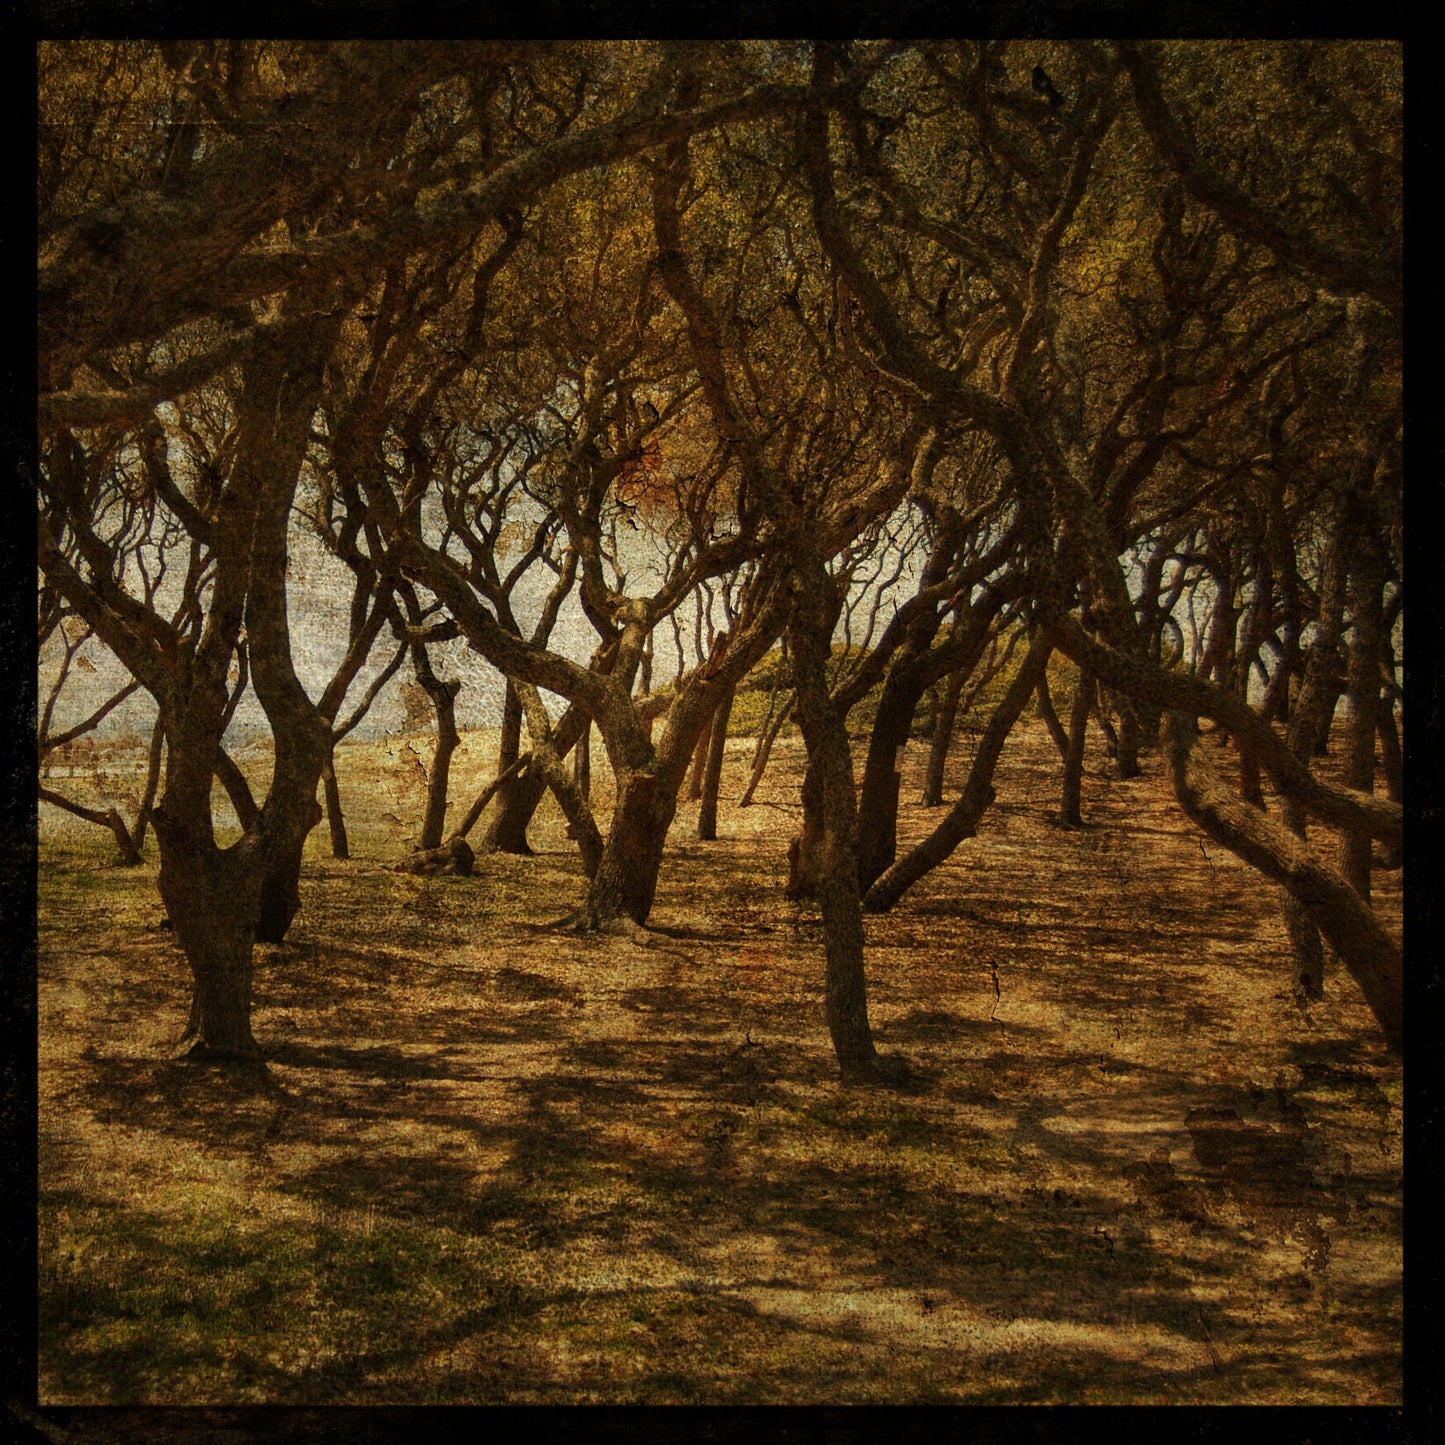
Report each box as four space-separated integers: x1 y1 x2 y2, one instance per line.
739 691 793 808
854 678 915 894
687 721 709 802
1162 713 1401 1053
866 632 1054 914
574 721 592 802
132 710 166 854
410 643 462 853
37 786 143 865
1034 672 1070 763
696 681 736 841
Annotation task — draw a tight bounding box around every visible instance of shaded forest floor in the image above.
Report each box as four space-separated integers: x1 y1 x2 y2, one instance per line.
37 717 1403 1404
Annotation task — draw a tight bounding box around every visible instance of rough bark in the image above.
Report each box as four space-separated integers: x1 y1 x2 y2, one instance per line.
579 769 670 929
855 678 913 893
153 807 264 1061
254 806 321 945
1162 713 1402 1053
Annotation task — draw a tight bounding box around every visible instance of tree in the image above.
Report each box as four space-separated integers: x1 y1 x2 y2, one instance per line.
797 39 1401 1049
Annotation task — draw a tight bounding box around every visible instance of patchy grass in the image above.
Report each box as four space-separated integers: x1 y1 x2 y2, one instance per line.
38 719 1403 1404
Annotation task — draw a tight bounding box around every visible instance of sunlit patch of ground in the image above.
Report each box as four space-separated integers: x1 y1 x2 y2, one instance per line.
38 718 1402 1403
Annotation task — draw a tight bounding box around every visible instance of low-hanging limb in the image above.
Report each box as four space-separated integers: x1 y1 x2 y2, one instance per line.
1161 712 1401 1054
448 750 534 845
38 785 142 865
1051 613 1401 849
865 627 1056 914
1034 672 1070 762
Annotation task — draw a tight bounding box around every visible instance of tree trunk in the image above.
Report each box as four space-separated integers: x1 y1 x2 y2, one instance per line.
855 673 920 893
1035 672 1070 762
153 815 264 1060
254 793 323 944
696 682 735 841
1239 748 1264 809
1377 699 1402 806
788 560 903 1085
480 771 547 854
1115 697 1142 779
1338 536 1385 902
921 666 966 807
739 695 792 808
581 768 669 929
321 748 349 860
132 711 166 853
1375 696 1403 870
1278 536 1348 997
1060 666 1093 828
479 681 538 855
411 643 461 853
574 721 591 801
1093 693 1120 759
687 723 709 802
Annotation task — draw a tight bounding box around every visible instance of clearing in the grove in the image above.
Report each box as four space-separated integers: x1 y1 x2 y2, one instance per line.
37 717 1403 1405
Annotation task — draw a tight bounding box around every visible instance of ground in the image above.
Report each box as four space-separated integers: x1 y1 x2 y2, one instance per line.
36 717 1403 1404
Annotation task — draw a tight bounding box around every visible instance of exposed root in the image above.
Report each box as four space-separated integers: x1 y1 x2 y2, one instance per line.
546 908 648 938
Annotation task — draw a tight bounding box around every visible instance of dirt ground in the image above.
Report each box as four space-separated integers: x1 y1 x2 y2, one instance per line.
36 716 1403 1404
